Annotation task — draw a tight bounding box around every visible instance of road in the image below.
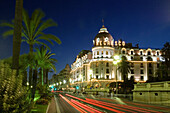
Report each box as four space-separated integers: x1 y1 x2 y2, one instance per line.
54 92 170 113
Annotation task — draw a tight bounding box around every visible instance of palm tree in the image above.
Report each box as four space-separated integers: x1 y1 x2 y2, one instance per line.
117 56 130 93
35 46 57 86
12 0 23 74
162 42 170 71
1 9 61 87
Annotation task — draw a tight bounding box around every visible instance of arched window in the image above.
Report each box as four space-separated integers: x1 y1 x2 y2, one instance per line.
97 51 99 55
148 51 151 55
106 51 108 55
122 50 125 54
106 62 109 67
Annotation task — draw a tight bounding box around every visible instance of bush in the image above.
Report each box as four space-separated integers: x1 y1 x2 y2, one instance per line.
0 61 32 113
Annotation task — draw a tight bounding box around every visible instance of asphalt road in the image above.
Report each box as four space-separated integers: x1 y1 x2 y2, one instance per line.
54 92 170 113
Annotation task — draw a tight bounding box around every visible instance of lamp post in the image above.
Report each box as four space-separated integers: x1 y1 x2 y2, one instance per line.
113 55 120 96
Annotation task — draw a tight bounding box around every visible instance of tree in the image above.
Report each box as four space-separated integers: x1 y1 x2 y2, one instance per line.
162 42 170 74
117 56 130 93
35 46 57 86
12 0 23 74
1 9 61 88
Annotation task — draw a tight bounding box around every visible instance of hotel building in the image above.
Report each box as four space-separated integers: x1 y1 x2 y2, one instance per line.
70 25 164 88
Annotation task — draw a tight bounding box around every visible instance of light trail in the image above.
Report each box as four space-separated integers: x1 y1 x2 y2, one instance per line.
85 98 137 113
86 98 162 113
71 99 103 113
59 94 87 113
101 98 170 111
66 94 125 113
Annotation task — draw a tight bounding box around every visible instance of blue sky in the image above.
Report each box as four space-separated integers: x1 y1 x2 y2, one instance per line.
0 0 170 78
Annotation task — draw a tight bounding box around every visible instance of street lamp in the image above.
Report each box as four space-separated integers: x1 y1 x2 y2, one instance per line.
113 55 121 96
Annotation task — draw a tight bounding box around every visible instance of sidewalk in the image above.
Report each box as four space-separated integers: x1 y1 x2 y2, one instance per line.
46 97 57 113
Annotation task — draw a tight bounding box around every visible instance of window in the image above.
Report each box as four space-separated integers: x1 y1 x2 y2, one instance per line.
140 57 143 60
157 63 159 68
140 76 144 80
140 70 144 74
106 62 109 67
157 51 159 56
106 51 108 55
155 93 158 96
131 51 133 55
131 69 134 74
96 68 98 73
140 63 143 68
140 51 143 55
106 75 109 79
96 62 99 67
139 93 142 95
149 69 152 74
106 69 109 73
149 63 152 67
96 75 98 79
131 56 134 60
97 51 99 55
148 51 151 55
122 50 125 54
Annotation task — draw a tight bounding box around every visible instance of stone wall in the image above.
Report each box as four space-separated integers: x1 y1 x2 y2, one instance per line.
133 81 170 106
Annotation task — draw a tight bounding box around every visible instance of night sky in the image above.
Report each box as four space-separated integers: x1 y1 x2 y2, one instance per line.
0 0 170 78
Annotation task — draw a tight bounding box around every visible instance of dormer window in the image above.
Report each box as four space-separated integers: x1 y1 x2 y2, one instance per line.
97 38 100 42
148 51 151 55
105 37 109 41
140 51 143 55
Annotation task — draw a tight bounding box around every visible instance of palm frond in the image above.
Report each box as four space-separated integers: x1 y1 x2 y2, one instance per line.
0 22 14 28
33 19 57 38
36 35 54 45
2 29 13 38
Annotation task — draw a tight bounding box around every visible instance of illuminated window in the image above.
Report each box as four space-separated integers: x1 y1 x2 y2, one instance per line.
105 37 108 41
106 51 108 55
97 51 99 55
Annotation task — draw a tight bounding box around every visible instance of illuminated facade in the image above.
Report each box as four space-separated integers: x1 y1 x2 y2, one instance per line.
70 25 164 88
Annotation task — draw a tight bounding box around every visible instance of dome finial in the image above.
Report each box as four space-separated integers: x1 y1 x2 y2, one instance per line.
102 19 105 27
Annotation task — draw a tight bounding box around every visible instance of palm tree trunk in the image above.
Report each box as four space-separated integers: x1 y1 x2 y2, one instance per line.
45 69 49 85
29 44 33 88
41 68 44 86
12 0 23 75
32 68 38 100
